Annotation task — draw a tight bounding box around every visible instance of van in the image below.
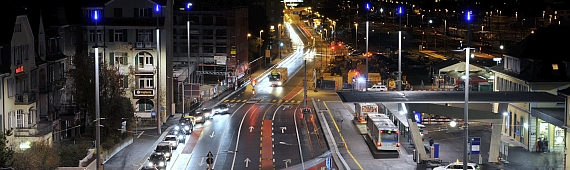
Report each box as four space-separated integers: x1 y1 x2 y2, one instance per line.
155 142 173 160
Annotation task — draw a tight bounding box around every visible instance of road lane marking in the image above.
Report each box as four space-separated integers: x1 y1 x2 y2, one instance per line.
212 102 247 169
324 101 364 169
293 103 306 169
230 105 258 170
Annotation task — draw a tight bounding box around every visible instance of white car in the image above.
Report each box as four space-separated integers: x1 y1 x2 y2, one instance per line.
433 162 480 170
164 135 179 150
368 85 388 91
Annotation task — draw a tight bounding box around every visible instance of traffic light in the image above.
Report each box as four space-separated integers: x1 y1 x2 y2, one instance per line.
338 42 342 47
252 79 257 86
252 88 256 94
331 46 335 50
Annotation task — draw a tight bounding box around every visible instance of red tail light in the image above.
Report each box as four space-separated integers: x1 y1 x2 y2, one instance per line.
377 142 381 146
396 143 401 147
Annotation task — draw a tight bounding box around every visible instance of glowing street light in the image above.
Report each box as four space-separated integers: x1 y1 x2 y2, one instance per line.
462 10 473 170
92 10 102 170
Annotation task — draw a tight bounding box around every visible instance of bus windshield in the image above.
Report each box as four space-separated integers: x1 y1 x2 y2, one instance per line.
381 130 398 142
269 73 281 81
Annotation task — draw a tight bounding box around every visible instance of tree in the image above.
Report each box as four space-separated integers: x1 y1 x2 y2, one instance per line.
68 49 134 149
57 140 90 167
0 130 14 168
12 141 59 170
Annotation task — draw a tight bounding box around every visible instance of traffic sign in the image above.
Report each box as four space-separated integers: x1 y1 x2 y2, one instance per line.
151 110 156 116
471 137 481 154
207 151 213 158
326 156 331 169
206 157 213 164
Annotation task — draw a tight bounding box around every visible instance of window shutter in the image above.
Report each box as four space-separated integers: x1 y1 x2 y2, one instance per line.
123 52 128 65
123 75 129 88
134 8 138 18
109 52 114 65
135 53 139 70
109 29 115 42
123 29 128 42
148 8 153 17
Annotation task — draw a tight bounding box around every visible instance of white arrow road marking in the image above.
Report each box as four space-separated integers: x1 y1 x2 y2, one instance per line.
244 158 251 167
249 126 254 132
210 131 215 138
281 127 287 134
198 157 204 166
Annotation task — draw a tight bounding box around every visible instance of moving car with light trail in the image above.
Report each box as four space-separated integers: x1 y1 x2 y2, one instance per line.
213 103 229 114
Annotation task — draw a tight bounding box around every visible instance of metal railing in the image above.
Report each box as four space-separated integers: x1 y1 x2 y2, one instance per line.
14 121 53 137
15 93 37 104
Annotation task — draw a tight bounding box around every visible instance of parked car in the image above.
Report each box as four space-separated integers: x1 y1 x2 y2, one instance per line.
368 85 388 91
433 161 480 170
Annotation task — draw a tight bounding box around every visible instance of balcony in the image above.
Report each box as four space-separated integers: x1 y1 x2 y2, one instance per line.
14 120 54 137
135 64 156 74
134 41 155 49
39 83 52 94
15 93 38 105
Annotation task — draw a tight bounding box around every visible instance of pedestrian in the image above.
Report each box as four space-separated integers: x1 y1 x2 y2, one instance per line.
538 139 543 152
429 137 435 146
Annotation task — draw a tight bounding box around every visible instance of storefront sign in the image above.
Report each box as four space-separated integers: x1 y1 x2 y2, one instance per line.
134 89 154 96
15 65 24 74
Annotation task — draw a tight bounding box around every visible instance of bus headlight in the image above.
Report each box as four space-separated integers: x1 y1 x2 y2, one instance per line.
164 153 170 157
184 126 190 131
148 162 154 166
159 162 165 166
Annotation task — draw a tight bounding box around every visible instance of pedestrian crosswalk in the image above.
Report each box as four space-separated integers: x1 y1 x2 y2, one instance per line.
224 99 303 104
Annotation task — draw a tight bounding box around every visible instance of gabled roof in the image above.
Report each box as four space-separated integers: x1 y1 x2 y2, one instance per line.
546 3 570 11
491 59 570 82
0 44 10 74
431 58 461 70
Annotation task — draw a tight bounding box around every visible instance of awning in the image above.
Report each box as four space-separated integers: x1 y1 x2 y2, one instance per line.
531 108 565 127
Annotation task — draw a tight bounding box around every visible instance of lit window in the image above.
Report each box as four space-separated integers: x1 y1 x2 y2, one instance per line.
552 64 559 70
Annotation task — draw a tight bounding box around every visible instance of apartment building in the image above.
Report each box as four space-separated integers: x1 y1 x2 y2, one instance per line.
3 12 54 151
171 3 249 106
82 0 167 118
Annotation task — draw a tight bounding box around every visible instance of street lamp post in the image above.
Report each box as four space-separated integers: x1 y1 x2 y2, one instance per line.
354 23 358 51
93 10 102 170
398 7 403 91
184 3 192 114
365 3 370 91
463 10 472 170
260 30 264 65
155 4 162 135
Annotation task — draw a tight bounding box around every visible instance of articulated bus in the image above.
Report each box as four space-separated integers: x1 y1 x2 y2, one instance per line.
366 114 400 151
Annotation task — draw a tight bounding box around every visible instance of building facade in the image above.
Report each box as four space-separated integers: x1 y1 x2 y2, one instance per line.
171 5 249 108
3 14 53 151
492 54 569 154
82 0 167 119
